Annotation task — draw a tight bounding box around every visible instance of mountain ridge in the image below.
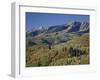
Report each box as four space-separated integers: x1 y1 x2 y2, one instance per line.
26 21 89 47
27 21 89 37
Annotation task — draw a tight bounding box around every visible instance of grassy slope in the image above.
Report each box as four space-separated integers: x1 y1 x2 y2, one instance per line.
26 33 89 67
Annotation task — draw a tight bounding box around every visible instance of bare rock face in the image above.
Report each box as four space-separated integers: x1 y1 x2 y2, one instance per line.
79 22 89 32
46 21 89 33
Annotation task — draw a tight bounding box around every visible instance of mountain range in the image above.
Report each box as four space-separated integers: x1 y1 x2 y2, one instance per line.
26 21 89 46
27 21 89 37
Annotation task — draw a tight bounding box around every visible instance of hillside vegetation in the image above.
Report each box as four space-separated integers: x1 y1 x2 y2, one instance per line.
26 22 89 67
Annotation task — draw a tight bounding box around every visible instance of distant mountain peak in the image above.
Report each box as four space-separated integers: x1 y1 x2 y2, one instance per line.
27 21 89 37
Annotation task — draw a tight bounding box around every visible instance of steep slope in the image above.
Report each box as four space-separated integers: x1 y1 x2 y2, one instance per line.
47 22 89 33
26 21 89 47
27 21 89 37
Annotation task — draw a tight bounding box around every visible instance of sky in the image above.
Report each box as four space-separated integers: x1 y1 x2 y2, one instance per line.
26 12 89 32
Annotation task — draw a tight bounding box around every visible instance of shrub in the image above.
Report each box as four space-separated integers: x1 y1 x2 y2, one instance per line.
40 54 50 66
49 58 68 66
